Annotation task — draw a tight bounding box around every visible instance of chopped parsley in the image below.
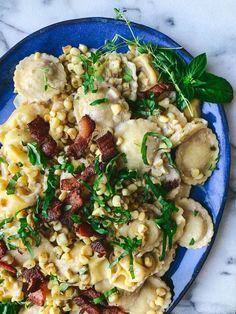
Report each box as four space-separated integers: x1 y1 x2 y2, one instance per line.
123 66 133 82
41 167 58 217
6 172 22 195
0 157 7 164
189 238 196 246
89 98 109 106
27 142 47 169
92 287 118 304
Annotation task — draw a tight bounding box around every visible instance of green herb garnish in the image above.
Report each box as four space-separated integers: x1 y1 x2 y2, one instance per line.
41 67 50 92
90 98 109 106
0 301 28 314
6 172 22 195
93 287 118 304
110 236 142 279
144 172 178 260
0 157 7 164
141 132 173 165
41 167 58 217
123 66 133 82
189 238 196 246
27 142 47 169
71 215 82 224
59 282 70 292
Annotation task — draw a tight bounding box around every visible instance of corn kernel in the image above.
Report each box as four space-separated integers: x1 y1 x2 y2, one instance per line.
57 233 68 246
138 212 145 221
111 104 122 115
61 252 72 261
155 296 164 306
34 52 41 60
97 183 106 196
58 191 67 202
67 128 77 140
57 112 67 121
122 188 129 196
158 115 169 123
23 258 36 269
128 183 137 193
116 136 123 146
39 251 49 264
64 98 73 110
63 45 72 54
79 44 88 53
51 117 60 129
144 256 153 268
191 168 200 178
54 169 62 176
112 195 121 207
53 246 63 258
156 287 166 297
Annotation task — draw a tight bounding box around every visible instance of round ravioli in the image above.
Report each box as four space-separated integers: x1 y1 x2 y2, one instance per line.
175 127 219 185
115 276 171 314
114 119 160 172
177 198 214 249
14 53 66 102
170 118 207 147
74 87 130 130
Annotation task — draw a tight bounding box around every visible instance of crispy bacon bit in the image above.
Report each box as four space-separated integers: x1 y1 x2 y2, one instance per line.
74 222 97 237
60 211 74 229
66 189 83 211
68 115 95 158
79 304 101 314
28 115 57 157
0 240 7 259
45 199 62 222
91 240 109 257
140 83 174 99
96 132 117 161
41 136 58 157
28 284 47 306
78 164 95 181
103 307 125 314
61 177 81 191
80 287 103 300
22 266 45 293
28 115 49 143
162 178 180 192
0 261 16 274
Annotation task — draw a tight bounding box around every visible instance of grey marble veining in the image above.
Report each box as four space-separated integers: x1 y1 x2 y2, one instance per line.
0 0 235 313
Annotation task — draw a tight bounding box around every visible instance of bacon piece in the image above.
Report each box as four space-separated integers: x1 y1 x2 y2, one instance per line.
45 199 62 222
66 189 83 211
68 115 95 158
27 115 49 143
79 304 101 314
61 177 81 191
80 287 103 300
139 83 174 99
0 240 7 259
162 178 180 192
103 307 125 314
22 266 45 293
77 164 95 181
28 284 47 306
91 240 109 257
74 222 97 237
0 261 16 274
41 136 58 157
28 115 57 157
96 132 117 162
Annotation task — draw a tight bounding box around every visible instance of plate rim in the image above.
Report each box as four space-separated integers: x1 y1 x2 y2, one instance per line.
0 17 231 313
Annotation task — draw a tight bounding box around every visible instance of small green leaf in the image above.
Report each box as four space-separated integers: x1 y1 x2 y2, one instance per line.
6 172 22 195
0 157 7 164
189 238 196 246
123 66 133 82
89 98 109 106
42 167 58 217
59 282 70 292
27 142 47 169
71 215 82 224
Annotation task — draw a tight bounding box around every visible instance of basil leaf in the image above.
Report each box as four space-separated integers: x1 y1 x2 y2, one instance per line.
0 301 22 314
90 98 109 106
0 157 7 164
186 53 207 81
123 66 133 82
176 85 194 110
194 72 234 103
42 168 58 217
93 287 118 304
27 142 47 169
6 172 22 195
59 283 70 292
141 132 173 165
71 215 82 224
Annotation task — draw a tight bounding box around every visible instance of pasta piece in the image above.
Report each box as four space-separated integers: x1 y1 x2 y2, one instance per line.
74 87 130 130
115 276 171 314
133 54 159 91
177 198 214 249
175 128 219 185
14 53 66 102
170 118 207 147
114 119 160 171
89 256 110 285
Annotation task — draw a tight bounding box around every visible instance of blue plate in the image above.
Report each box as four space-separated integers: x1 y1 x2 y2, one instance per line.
0 18 230 313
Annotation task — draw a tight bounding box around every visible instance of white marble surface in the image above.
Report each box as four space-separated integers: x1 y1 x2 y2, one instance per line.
0 0 235 313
